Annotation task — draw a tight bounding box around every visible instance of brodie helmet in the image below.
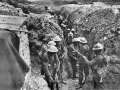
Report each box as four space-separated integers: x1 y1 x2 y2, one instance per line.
93 43 104 50
48 45 58 52
72 38 80 42
48 41 56 46
52 36 61 41
79 37 87 44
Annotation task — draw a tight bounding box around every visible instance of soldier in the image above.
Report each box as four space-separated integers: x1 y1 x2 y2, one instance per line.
39 38 49 75
41 45 60 90
65 28 73 46
77 37 90 89
40 38 49 53
71 28 76 36
47 40 56 47
59 15 65 28
78 43 108 89
67 38 80 79
67 31 74 46
45 6 49 11
53 36 67 84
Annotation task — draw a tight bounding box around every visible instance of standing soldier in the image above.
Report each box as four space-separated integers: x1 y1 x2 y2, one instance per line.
65 28 73 46
71 28 76 36
78 43 108 89
67 31 74 46
77 37 90 89
64 28 70 39
53 36 67 84
39 38 49 75
41 45 60 90
67 38 80 79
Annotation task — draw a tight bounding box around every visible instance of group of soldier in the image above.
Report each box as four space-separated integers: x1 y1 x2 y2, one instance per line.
38 25 109 90
37 6 113 90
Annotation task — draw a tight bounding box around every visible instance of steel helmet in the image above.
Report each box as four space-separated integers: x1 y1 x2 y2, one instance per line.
48 45 58 52
67 28 70 31
71 28 75 31
68 32 73 37
93 43 104 50
79 37 87 43
43 37 49 41
72 38 80 42
52 36 61 41
78 37 82 39
48 41 56 46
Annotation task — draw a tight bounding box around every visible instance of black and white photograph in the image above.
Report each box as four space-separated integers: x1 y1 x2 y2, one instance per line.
0 0 120 90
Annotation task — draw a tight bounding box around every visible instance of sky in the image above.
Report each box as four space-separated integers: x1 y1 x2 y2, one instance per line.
28 0 39 1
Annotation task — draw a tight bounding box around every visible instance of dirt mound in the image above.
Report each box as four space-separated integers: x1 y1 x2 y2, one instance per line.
67 5 90 25
75 8 120 55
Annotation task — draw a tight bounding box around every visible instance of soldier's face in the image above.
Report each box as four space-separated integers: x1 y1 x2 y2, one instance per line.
55 41 60 45
94 50 102 55
48 52 56 56
73 42 79 46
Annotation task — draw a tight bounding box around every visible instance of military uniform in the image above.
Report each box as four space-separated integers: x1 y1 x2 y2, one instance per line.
41 51 59 90
68 44 79 78
39 44 48 75
66 32 73 46
79 44 90 86
56 43 66 81
91 54 107 88
79 43 108 89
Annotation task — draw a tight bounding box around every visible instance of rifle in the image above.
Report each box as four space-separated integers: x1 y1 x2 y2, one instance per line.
53 63 60 90
71 46 89 64
72 46 83 56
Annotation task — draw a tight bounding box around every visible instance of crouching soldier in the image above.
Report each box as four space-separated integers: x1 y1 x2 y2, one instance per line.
41 45 60 90
78 43 108 89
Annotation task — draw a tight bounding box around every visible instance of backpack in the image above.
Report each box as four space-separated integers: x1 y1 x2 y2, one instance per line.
96 55 108 82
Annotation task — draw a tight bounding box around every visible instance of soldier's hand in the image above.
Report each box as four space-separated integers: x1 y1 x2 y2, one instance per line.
61 53 66 59
56 67 59 72
74 58 78 61
48 64 51 67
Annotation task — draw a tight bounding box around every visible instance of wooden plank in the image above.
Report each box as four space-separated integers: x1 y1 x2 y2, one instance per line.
0 15 27 30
